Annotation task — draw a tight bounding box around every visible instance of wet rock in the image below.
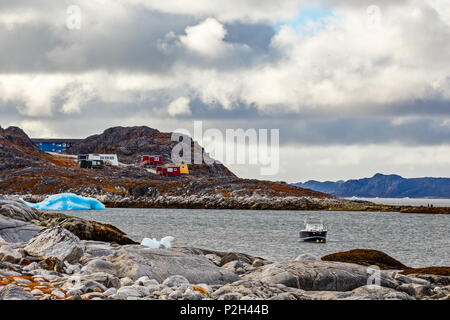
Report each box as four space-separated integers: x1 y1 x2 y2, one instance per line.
117 286 141 299
81 258 117 276
397 283 433 298
220 252 255 266
39 257 65 273
107 246 239 285
0 245 22 264
0 217 43 243
243 260 398 292
222 261 249 275
163 275 189 287
35 212 137 245
295 253 320 261
25 227 85 264
0 284 36 300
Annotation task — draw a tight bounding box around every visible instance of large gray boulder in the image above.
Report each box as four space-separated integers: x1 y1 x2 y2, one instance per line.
0 199 39 222
0 217 43 243
302 285 414 300
0 284 36 300
24 226 85 264
243 260 398 291
105 245 239 285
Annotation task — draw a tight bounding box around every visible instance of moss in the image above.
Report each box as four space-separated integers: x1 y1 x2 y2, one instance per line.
401 267 450 276
321 249 408 270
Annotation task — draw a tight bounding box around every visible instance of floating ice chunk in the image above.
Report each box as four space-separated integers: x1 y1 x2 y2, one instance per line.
159 236 174 248
20 193 105 211
141 236 174 249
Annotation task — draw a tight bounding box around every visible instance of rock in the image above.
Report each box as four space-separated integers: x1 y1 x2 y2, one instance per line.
51 290 65 298
397 283 433 298
295 253 320 261
81 258 117 276
213 280 306 300
30 289 43 296
183 288 204 300
66 289 82 297
0 200 40 222
82 292 104 299
219 252 255 266
321 249 407 270
252 259 269 268
0 284 36 300
204 254 221 266
103 288 117 296
222 261 249 275
169 290 183 299
401 267 450 277
120 277 134 287
117 287 141 299
0 217 43 243
222 292 243 300
0 245 22 264
35 211 137 245
61 273 116 292
350 285 414 300
243 260 398 292
393 273 430 286
25 227 85 264
163 275 190 287
39 257 65 273
107 246 239 285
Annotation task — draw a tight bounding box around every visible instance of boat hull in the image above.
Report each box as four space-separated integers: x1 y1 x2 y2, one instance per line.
299 230 327 243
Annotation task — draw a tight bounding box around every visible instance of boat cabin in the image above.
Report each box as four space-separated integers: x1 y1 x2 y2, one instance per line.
142 155 163 165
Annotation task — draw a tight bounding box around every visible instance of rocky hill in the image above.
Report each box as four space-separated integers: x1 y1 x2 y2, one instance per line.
294 173 450 198
0 125 334 208
65 126 235 178
0 126 47 170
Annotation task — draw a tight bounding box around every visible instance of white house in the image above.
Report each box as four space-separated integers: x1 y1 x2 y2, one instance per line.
78 154 119 166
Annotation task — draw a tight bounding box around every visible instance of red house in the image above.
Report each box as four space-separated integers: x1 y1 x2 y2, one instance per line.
156 166 180 177
142 155 162 165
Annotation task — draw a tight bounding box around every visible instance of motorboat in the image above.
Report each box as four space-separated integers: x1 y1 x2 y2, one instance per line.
299 217 327 243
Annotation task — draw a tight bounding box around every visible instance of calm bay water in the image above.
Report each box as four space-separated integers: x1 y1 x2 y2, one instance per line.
346 197 450 207
64 208 449 268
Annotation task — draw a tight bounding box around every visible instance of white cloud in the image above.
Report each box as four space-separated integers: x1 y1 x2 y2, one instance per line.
167 97 191 116
180 18 228 57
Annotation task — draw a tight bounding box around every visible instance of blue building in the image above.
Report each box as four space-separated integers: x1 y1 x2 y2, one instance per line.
32 139 82 153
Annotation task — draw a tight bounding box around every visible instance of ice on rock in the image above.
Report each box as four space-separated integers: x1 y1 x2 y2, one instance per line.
20 193 105 211
141 236 174 249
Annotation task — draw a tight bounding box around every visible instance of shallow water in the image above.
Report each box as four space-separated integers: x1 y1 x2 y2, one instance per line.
346 197 450 207
64 208 449 268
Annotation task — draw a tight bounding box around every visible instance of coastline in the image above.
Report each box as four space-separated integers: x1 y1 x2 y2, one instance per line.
6 193 450 214
1 199 449 301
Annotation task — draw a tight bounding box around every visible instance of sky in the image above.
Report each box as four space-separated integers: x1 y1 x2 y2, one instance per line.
0 0 450 183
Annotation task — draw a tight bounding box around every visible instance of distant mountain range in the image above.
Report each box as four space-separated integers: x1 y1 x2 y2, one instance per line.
294 173 450 198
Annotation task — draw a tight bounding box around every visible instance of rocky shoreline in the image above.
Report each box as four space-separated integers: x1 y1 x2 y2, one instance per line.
6 193 450 214
1 199 449 300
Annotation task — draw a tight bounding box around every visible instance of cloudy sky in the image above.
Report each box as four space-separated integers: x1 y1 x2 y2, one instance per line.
1 0 450 182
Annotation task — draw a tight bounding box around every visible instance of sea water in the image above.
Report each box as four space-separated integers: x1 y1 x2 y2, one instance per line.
65 208 449 268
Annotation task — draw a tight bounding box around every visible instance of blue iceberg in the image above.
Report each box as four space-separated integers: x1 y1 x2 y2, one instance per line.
20 193 105 211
